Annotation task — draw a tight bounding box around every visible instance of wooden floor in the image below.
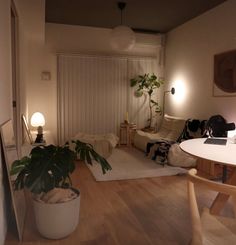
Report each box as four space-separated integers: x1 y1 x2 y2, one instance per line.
5 162 234 245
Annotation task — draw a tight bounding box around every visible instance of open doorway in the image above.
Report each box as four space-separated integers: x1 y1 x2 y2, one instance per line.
11 1 20 150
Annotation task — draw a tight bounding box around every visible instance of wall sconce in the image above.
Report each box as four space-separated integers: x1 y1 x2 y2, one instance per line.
163 87 175 115
30 112 46 144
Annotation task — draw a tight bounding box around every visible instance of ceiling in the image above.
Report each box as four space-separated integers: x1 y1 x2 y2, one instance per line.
45 0 226 33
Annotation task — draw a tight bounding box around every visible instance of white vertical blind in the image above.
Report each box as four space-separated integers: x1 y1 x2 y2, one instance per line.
57 54 158 144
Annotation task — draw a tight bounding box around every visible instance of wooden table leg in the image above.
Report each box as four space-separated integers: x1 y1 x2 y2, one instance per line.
210 168 236 215
127 125 130 146
119 128 121 146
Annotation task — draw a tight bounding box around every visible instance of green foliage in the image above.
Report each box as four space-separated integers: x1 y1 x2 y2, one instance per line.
11 141 112 194
130 73 163 92
72 140 112 174
130 73 164 128
11 144 76 194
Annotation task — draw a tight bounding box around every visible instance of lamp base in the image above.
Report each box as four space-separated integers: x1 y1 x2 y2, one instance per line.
35 134 46 144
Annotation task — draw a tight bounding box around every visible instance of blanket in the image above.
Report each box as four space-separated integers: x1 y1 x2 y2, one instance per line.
146 118 207 165
177 119 207 142
72 133 119 158
146 140 175 165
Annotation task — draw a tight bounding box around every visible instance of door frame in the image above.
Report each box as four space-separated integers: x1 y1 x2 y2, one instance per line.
11 0 21 151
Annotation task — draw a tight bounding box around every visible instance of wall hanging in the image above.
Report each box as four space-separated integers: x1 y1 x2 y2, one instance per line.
213 49 236 97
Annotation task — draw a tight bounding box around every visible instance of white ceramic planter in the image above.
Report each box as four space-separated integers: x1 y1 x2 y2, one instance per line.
33 190 80 239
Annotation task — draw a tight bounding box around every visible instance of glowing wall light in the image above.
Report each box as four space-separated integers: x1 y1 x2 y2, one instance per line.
172 78 188 105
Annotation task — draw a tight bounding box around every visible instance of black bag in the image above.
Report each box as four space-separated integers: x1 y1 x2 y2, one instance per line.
205 115 235 137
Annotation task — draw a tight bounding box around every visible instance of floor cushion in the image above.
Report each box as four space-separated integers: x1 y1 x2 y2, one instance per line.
133 114 186 152
167 143 197 167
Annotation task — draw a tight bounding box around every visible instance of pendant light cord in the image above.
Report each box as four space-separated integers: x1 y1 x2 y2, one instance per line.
120 8 123 25
118 2 126 25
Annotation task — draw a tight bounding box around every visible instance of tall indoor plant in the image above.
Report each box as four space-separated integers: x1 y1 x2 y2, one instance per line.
130 73 164 129
11 141 111 239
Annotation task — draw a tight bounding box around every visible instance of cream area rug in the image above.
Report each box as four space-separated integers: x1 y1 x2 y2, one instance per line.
86 147 187 181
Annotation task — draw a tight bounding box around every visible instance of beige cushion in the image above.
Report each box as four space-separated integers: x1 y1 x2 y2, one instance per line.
133 115 186 151
158 114 186 141
201 208 236 245
133 130 156 151
168 143 197 167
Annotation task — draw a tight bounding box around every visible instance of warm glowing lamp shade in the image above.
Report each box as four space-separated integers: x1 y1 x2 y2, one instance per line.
31 112 45 127
30 112 46 144
110 25 136 50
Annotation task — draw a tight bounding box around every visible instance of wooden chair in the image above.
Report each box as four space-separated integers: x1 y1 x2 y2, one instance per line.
187 169 236 245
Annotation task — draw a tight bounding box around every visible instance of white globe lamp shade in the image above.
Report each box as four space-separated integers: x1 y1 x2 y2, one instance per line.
110 25 136 51
31 112 45 127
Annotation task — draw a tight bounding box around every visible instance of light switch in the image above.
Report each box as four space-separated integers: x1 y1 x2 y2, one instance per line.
41 71 51 81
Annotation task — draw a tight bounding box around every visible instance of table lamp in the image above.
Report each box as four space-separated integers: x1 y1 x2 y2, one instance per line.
30 112 46 143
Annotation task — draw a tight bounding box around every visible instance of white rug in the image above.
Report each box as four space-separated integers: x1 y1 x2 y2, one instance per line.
86 147 187 181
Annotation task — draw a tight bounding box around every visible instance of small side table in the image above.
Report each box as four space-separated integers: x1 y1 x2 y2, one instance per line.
119 123 137 146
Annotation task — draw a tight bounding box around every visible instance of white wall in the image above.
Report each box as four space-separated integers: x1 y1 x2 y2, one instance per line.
30 23 164 142
165 0 236 123
14 0 46 125
14 0 45 121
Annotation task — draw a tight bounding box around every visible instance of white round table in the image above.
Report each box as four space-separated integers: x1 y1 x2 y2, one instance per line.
180 138 236 214
180 138 236 166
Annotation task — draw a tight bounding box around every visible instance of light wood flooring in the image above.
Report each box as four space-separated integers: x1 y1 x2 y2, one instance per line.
5 162 234 245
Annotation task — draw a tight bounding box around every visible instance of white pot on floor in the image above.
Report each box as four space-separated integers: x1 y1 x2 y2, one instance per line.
33 189 80 239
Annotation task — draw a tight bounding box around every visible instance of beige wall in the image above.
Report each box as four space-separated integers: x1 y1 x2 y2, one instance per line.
165 0 236 122
14 0 45 124
14 0 45 122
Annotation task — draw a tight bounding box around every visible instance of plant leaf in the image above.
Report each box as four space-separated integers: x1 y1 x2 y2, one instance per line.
130 79 137 87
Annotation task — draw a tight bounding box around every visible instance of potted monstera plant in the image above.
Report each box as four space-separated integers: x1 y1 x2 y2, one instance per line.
11 141 111 239
130 73 164 130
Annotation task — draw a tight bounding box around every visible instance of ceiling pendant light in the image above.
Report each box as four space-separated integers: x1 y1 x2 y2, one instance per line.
110 2 136 51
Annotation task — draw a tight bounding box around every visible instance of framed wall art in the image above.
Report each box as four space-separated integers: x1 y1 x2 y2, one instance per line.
22 114 33 144
213 50 236 97
0 119 26 241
